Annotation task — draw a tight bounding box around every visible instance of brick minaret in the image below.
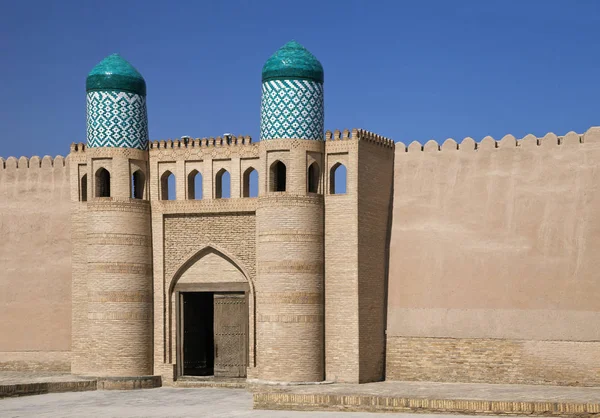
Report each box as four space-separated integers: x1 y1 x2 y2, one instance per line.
71 54 153 376
255 41 325 382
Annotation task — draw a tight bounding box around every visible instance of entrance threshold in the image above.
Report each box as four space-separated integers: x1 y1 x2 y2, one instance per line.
174 375 247 389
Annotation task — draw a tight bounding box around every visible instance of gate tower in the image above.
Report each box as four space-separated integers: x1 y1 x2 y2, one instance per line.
71 54 153 376
255 41 325 382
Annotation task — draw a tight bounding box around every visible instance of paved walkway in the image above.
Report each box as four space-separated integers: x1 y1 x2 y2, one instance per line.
0 372 90 385
0 387 490 418
2 372 600 416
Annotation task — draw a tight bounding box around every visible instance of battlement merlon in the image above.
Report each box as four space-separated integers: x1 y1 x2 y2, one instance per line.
0 155 68 170
149 135 253 151
396 126 600 153
325 128 395 149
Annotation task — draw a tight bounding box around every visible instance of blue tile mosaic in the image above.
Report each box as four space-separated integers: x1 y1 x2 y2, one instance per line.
86 90 148 149
260 79 324 141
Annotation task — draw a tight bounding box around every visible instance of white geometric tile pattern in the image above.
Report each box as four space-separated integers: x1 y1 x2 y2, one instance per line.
86 91 148 149
260 79 324 141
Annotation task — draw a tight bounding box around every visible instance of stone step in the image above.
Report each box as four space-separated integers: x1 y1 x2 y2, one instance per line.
252 380 600 417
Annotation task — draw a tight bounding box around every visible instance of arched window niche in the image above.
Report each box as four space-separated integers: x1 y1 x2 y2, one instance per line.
161 171 176 201
330 163 347 195
215 169 231 199
95 167 111 198
188 170 203 200
80 174 88 202
269 160 286 192
132 170 145 199
307 162 320 194
243 167 258 198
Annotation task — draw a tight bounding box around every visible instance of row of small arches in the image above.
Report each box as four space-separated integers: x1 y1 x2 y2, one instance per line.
80 168 146 201
81 161 347 201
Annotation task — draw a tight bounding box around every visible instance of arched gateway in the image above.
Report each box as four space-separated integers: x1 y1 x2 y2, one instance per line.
170 246 251 378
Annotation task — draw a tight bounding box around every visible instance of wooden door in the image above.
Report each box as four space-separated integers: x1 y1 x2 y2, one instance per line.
213 293 247 377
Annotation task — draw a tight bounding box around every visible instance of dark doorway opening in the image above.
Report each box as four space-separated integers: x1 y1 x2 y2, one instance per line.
182 292 214 376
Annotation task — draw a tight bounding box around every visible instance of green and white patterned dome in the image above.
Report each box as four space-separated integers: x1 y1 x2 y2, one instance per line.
86 53 146 96
260 41 325 141
86 54 149 149
262 41 324 83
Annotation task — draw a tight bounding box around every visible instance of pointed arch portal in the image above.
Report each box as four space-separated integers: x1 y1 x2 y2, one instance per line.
172 246 251 379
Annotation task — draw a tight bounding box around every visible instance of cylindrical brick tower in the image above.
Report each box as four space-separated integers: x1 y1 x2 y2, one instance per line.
73 54 153 376
255 41 325 382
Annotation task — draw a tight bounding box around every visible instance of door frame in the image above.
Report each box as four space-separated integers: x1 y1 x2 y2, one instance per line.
175 282 250 379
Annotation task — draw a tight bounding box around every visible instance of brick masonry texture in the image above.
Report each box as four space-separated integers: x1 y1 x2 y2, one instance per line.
256 195 324 382
386 336 600 386
253 392 600 416
163 213 256 283
357 138 394 383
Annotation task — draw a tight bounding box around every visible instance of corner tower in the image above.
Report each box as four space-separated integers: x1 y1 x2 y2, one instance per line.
71 54 153 376
255 41 325 382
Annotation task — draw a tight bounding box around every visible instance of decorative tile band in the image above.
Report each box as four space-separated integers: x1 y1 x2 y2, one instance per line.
260 79 324 141
86 91 148 150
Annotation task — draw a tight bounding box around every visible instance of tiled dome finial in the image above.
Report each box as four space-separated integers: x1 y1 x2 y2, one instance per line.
86 53 146 96
261 41 324 83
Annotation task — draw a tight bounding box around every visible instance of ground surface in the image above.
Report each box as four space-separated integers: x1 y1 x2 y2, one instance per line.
0 387 493 418
264 380 600 402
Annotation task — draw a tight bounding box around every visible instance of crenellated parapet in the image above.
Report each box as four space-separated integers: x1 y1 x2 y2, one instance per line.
324 128 395 149
396 126 600 153
149 135 253 150
0 154 68 170
149 135 259 163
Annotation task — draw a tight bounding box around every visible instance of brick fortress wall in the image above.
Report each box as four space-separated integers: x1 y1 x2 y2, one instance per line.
0 155 72 371
386 127 600 386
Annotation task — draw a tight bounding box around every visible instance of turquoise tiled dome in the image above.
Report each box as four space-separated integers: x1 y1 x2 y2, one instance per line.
86 54 146 96
262 41 324 83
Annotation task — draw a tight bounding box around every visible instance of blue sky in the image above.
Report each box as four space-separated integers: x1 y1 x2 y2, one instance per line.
2 0 600 158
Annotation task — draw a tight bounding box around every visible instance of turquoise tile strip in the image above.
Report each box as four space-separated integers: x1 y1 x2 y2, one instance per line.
86 90 148 149
260 79 324 141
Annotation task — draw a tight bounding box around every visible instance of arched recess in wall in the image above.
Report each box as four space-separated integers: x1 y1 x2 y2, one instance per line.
80 174 88 202
161 171 176 201
168 244 256 367
330 163 347 195
307 162 320 194
269 160 286 192
172 246 248 289
243 167 258 198
95 167 111 198
132 170 145 199
188 170 203 200
215 169 230 199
